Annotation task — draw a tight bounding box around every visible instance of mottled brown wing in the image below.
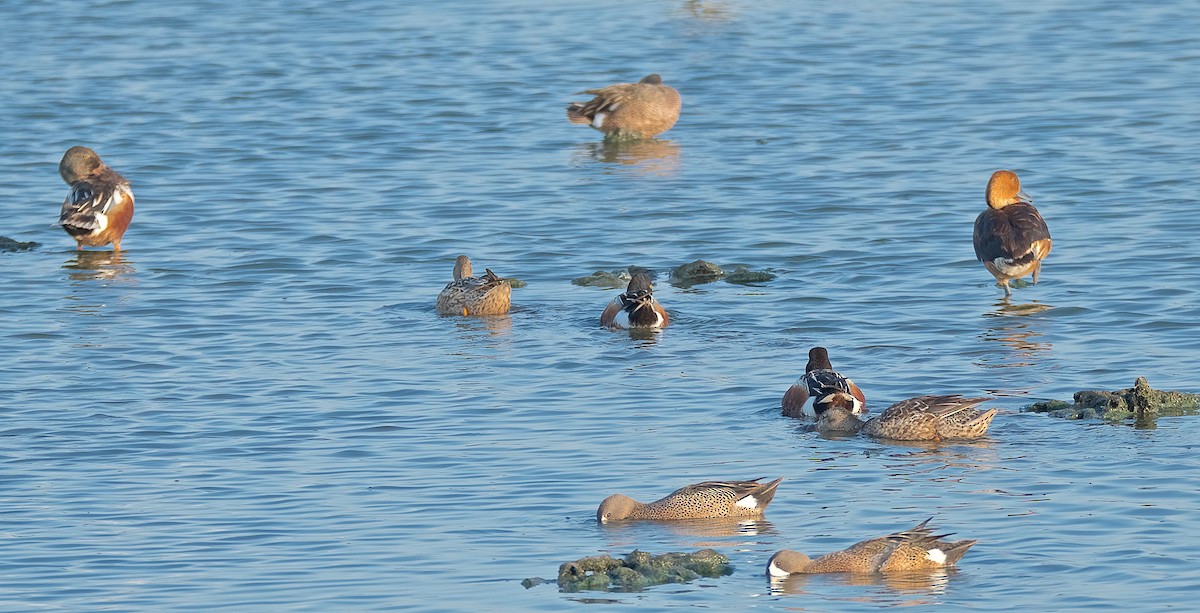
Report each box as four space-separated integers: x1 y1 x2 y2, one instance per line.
573 83 636 117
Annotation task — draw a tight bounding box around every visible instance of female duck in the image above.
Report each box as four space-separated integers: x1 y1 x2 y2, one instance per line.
58 146 135 251
597 477 783 523
600 273 669 329
767 519 975 576
815 393 997 442
567 74 681 140
973 170 1052 296
435 255 511 316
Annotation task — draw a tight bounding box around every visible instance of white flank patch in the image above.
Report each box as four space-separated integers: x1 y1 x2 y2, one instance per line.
767 560 789 578
94 212 109 233
735 494 758 509
613 310 630 329
991 257 1023 275
592 112 606 128
926 548 947 565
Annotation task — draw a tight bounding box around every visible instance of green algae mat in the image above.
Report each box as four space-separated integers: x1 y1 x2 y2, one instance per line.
522 549 733 592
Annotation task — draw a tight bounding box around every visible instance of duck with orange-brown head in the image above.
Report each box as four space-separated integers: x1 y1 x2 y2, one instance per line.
973 170 1052 296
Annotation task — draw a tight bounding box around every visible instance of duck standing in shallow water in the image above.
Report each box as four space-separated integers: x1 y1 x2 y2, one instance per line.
600 273 669 329
58 146 135 251
597 477 783 522
815 393 997 442
766 519 976 576
567 74 681 140
781 347 866 418
435 255 511 316
973 170 1052 296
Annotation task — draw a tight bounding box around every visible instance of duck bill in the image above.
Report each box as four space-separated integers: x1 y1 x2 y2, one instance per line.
1016 188 1033 204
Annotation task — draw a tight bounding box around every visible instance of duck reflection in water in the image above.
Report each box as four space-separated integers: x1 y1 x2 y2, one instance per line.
63 250 135 283
681 0 734 22
768 566 956 601
602 517 776 549
626 327 663 345
451 312 513 337
978 299 1053 370
574 139 681 176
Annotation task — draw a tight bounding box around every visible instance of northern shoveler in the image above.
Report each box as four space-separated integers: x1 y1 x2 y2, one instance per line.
766 519 976 576
597 477 783 523
600 272 669 329
814 393 997 441
435 255 511 316
58 146 134 251
973 170 1052 296
567 74 681 140
781 347 866 418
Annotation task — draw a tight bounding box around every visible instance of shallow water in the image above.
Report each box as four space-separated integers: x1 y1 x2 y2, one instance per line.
2 0 1198 610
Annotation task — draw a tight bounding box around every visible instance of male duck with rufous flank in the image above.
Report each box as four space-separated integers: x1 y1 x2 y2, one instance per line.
973 170 1052 296
58 146 135 251
781 347 866 418
435 255 511 316
567 74 681 140
600 272 669 329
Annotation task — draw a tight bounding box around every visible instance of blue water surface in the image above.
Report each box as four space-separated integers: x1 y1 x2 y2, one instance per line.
1 0 1198 610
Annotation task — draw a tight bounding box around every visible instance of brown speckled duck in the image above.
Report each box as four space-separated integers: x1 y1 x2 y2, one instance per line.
567 74 681 140
815 394 997 442
781 347 867 418
58 146 135 251
597 477 783 523
435 255 511 316
599 272 669 329
973 170 1052 296
766 519 976 576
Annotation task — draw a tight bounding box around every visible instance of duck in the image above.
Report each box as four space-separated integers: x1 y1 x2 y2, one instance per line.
766 519 976 576
58 146 135 251
435 255 511 316
599 272 669 329
781 347 866 418
815 393 997 442
567 74 681 140
597 477 783 523
973 170 1052 296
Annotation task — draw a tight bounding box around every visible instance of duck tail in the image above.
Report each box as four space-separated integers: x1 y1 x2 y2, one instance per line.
753 477 784 509
939 539 977 566
967 408 999 434
566 103 592 124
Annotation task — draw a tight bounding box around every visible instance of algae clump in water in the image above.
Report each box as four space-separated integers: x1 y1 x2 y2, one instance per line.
522 549 732 592
1023 377 1198 425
